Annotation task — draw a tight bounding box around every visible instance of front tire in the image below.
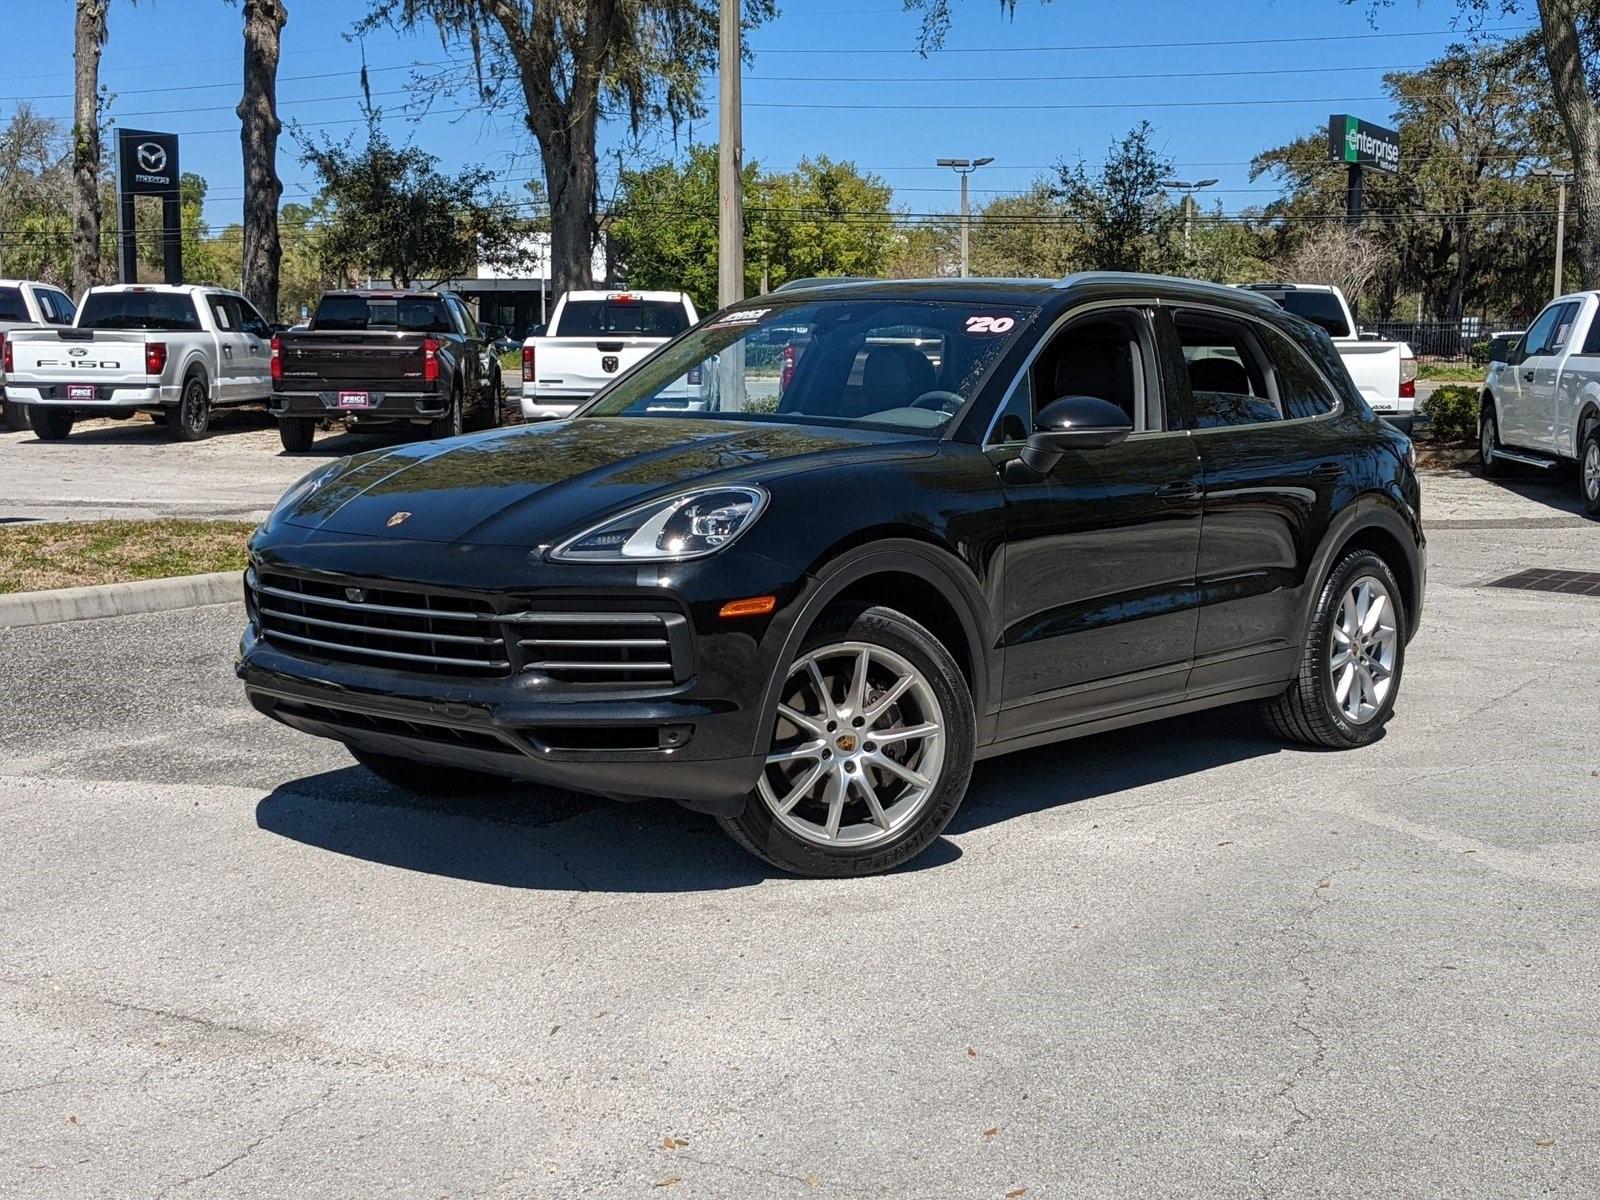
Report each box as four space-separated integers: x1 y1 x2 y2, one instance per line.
1479 402 1506 478
2 399 29 432
348 748 509 796
170 374 210 441
1580 424 1600 517
1261 549 1406 749
718 605 975 877
29 406 74 441
278 416 316 452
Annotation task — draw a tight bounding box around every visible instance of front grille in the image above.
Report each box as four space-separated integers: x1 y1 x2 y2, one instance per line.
508 610 687 684
251 570 510 676
249 570 691 684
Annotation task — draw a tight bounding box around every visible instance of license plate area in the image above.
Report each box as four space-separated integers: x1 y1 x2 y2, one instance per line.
67 383 96 401
337 390 372 409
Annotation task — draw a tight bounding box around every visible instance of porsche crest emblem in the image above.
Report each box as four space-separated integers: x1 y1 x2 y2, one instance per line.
387 511 412 528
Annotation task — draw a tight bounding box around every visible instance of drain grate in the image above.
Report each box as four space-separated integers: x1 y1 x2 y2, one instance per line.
1487 568 1600 597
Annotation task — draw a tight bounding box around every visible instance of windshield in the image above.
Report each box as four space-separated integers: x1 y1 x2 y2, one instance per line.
1250 289 1351 339
312 294 453 333
582 298 1035 434
77 290 201 332
557 298 689 336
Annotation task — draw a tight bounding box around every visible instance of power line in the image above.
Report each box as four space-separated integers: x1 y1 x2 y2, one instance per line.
747 25 1535 54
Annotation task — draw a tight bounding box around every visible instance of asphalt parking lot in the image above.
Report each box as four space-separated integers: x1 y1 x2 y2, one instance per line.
2 457 1598 1197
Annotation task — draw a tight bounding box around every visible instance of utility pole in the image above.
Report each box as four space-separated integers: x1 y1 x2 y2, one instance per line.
1160 178 1218 261
717 0 743 309
1532 166 1573 299
937 157 993 277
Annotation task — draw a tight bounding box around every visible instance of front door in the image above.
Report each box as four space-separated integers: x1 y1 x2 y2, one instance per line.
993 306 1204 739
1502 301 1573 450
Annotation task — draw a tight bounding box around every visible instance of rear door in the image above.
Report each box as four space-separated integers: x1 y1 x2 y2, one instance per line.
1162 308 1347 696
205 292 248 401
232 296 274 397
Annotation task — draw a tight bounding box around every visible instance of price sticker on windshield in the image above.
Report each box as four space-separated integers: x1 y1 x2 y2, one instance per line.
964 315 1016 336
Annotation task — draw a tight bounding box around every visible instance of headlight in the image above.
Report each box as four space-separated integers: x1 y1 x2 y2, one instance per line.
268 460 343 522
549 486 768 563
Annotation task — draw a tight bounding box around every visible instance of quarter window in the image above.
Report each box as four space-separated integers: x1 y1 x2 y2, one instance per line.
1259 324 1336 419
1173 312 1282 428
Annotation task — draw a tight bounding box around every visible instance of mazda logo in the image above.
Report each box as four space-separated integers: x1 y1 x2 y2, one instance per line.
136 142 167 173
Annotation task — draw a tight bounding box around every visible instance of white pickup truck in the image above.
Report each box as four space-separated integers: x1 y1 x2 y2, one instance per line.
520 289 697 420
1481 290 1600 516
5 283 275 441
1242 283 1418 433
0 277 78 431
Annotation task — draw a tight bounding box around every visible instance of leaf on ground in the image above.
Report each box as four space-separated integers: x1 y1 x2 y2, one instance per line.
1461 849 1478 854
1217 841 1233 847
1536 1138 1555 1148
967 1046 978 1058
661 1137 688 1150
65 1114 77 1125
549 1024 560 1036
982 1127 1000 1138
654 1176 682 1188
806 1176 820 1188
1317 878 1332 888
1005 1188 1027 1198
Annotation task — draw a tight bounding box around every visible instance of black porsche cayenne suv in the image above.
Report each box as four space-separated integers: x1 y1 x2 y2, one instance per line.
239 273 1424 877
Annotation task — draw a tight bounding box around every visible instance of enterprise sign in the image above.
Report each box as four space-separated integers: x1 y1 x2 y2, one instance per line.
1328 114 1400 175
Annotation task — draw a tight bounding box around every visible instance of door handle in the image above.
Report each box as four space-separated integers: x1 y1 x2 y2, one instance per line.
1155 480 1200 501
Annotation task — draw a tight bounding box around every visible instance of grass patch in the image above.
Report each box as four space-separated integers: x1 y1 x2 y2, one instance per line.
0 520 255 594
1417 362 1485 382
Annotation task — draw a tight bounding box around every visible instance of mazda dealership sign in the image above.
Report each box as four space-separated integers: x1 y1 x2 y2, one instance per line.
117 128 180 195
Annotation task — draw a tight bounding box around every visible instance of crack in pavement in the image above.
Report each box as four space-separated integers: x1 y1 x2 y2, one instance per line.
154 1084 336 1197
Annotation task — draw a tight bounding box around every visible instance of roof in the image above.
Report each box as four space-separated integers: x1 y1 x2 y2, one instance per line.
83 283 238 295
748 272 1283 314
319 288 455 299
556 289 689 302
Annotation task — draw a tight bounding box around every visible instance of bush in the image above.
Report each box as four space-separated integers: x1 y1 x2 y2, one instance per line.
1421 384 1480 442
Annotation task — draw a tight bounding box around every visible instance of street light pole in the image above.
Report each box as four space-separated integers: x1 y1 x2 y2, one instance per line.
1533 166 1573 300
937 156 994 277
717 0 743 309
1160 178 1218 259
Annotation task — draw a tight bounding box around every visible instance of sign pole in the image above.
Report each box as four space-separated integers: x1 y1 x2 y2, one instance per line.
1346 163 1363 227
118 188 138 284
115 128 183 286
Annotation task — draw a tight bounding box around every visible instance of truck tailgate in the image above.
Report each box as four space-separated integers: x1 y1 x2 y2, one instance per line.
5 329 149 385
277 332 430 388
530 336 665 394
1334 341 1402 412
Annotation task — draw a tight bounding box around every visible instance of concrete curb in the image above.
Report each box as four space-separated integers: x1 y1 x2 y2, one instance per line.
0 570 241 629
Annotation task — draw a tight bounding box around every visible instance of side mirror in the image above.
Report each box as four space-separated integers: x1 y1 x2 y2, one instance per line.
1020 395 1133 474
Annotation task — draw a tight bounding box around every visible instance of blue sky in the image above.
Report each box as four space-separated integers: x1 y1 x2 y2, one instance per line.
5 0 1530 229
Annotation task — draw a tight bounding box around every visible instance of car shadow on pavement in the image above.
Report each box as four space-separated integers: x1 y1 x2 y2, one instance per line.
255 765 963 891
1481 469 1589 517
947 705 1286 835
254 706 1280 891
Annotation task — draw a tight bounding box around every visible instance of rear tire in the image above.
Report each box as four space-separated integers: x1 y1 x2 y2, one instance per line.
29 406 74 441
2 399 29 433
717 604 975 878
170 374 210 441
427 388 463 440
1479 402 1506 478
1580 424 1600 518
278 416 316 452
471 371 504 430
349 748 508 797
1260 549 1406 750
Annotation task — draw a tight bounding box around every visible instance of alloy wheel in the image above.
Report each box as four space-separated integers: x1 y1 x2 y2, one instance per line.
1328 574 1398 724
1585 438 1599 502
1480 415 1495 466
758 641 945 849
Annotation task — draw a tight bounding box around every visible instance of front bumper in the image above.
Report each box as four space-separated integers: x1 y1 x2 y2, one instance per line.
236 536 814 815
271 389 447 422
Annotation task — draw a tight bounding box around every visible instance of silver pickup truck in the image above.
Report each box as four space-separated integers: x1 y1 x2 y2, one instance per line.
0 277 78 431
5 283 275 441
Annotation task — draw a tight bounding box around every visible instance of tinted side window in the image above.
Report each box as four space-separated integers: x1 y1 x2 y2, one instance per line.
1260 324 1336 419
1173 312 1282 428
207 294 235 330
41 289 76 324
1582 311 1600 356
235 298 271 338
1545 302 1580 354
